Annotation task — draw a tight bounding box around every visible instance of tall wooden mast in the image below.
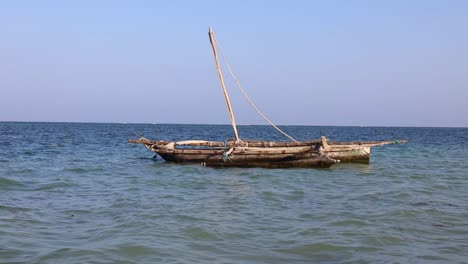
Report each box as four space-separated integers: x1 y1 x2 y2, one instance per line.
208 27 240 143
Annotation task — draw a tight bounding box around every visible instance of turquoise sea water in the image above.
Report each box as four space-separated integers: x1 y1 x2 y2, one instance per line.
1 122 467 263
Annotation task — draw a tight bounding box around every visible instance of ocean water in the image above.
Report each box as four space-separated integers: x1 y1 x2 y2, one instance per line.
1 122 467 263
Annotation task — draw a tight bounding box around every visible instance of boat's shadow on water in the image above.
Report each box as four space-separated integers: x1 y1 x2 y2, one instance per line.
138 156 374 174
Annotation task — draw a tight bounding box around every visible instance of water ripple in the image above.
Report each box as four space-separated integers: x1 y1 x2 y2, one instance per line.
1 123 468 263
0 176 23 188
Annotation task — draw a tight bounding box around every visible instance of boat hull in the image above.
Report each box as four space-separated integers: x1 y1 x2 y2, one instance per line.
201 156 337 168
154 146 370 164
128 137 406 166
326 145 371 164
156 148 338 168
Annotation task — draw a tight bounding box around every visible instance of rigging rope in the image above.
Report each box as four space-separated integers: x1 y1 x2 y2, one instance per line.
214 38 299 142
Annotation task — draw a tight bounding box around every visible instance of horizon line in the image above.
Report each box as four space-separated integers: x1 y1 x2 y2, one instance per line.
0 120 466 129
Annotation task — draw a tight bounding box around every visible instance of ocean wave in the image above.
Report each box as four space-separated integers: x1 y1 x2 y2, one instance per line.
32 181 77 191
0 176 23 188
275 242 381 259
182 226 222 241
0 204 31 212
64 167 104 173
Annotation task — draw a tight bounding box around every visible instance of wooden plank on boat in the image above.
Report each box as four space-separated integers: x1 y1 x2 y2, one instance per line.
228 139 320 147
328 140 407 146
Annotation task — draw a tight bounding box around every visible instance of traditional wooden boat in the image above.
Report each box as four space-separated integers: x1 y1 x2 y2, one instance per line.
129 27 406 167
129 137 337 168
128 137 406 165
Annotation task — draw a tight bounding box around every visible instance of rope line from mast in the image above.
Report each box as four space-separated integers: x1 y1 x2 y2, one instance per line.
213 37 299 142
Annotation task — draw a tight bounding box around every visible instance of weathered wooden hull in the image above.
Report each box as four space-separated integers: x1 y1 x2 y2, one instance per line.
202 156 337 168
128 137 406 166
326 145 371 164
153 144 370 164
325 140 405 163
155 147 338 168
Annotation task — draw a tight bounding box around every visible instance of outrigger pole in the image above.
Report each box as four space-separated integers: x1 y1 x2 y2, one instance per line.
208 27 241 143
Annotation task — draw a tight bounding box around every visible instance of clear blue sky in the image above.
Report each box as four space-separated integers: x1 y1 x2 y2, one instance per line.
1 1 467 127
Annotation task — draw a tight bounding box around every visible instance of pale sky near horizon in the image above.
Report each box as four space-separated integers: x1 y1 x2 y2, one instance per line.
1 1 467 127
